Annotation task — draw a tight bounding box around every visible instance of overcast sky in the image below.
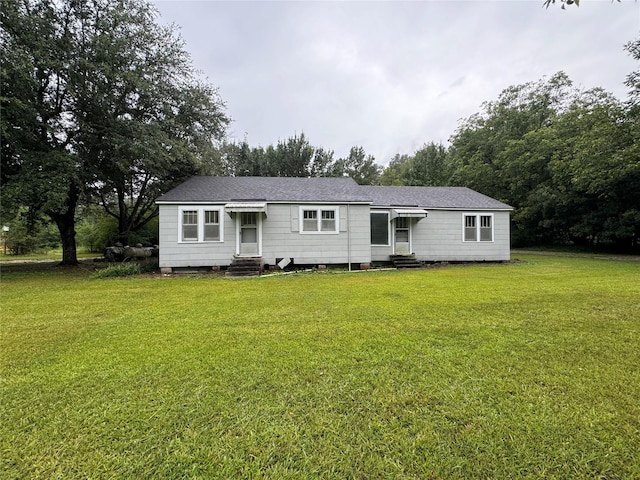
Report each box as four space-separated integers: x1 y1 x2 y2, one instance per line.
153 0 639 165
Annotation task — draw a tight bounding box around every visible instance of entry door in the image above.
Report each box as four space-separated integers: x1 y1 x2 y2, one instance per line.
394 217 410 255
239 212 259 256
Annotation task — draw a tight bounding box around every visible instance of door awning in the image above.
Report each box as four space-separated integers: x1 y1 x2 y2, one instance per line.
391 208 428 220
225 202 267 215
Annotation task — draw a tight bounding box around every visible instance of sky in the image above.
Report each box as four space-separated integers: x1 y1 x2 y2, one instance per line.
152 0 640 165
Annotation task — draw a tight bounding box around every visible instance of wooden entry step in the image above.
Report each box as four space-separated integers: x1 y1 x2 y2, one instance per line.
226 257 263 277
390 254 422 269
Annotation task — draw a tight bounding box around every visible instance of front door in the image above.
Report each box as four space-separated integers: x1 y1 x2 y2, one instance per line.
239 212 259 256
394 217 410 255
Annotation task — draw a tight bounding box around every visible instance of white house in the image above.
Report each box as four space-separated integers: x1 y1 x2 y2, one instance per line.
155 176 512 273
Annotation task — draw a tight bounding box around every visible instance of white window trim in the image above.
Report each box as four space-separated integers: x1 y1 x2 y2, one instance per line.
371 211 391 246
298 206 340 234
178 206 224 243
462 213 494 242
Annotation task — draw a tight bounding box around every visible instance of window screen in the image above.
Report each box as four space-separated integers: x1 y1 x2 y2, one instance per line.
370 213 389 245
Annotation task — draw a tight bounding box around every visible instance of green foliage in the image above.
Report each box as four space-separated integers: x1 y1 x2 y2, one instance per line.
379 143 453 186
138 257 159 273
221 134 381 184
625 37 640 104
543 0 580 9
445 71 640 251
1 0 229 264
334 146 381 185
2 255 639 478
90 262 141 279
0 208 59 255
75 208 119 253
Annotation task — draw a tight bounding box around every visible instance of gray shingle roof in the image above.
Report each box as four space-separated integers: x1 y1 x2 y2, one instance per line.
359 185 512 210
156 176 513 210
156 176 369 203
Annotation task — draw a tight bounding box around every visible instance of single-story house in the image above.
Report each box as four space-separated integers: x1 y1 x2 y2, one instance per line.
155 176 512 272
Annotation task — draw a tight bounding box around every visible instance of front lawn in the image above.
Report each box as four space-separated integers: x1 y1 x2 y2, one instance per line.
1 254 639 479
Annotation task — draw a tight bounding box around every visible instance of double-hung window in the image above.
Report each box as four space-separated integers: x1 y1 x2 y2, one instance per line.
204 210 220 241
179 207 223 242
300 206 339 234
463 213 493 242
321 210 336 232
182 210 199 242
302 210 318 232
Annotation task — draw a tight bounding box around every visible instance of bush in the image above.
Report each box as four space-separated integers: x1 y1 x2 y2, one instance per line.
91 263 141 279
76 214 119 253
139 258 159 274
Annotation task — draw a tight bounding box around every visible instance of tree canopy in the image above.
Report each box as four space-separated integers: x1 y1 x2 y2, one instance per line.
1 0 229 264
2 0 638 257
221 134 381 185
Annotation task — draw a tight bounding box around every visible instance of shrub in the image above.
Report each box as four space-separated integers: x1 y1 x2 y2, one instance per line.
91 263 141 279
139 258 159 274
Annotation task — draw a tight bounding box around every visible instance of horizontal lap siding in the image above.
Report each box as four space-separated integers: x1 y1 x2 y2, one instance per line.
412 210 510 261
372 245 394 261
159 203 371 268
262 204 370 265
158 204 235 268
159 203 510 267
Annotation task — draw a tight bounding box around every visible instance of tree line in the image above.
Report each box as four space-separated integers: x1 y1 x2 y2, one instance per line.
221 61 639 252
383 66 639 252
2 0 638 264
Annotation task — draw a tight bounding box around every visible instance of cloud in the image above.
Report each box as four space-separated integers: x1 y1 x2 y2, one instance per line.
153 0 639 164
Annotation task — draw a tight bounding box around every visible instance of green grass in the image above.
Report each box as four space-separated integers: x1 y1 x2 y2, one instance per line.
1 254 639 479
0 246 97 262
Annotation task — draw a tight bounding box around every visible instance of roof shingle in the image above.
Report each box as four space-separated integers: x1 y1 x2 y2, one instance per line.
156 176 512 210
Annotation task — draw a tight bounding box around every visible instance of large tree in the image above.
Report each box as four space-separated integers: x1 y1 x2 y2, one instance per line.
1 0 228 264
379 143 453 187
448 67 639 250
332 146 381 185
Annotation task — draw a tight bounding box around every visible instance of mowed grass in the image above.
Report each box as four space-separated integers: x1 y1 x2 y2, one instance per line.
1 255 639 479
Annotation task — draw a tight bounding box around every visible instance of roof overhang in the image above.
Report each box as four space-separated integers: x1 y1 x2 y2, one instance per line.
391 208 428 220
225 202 267 215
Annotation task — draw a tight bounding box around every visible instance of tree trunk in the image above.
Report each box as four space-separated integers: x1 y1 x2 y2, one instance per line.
49 184 80 266
54 211 79 266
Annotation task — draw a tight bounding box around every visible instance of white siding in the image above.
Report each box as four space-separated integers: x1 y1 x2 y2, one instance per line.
261 204 370 266
371 209 510 262
411 210 510 261
158 204 235 268
159 203 510 268
159 203 371 268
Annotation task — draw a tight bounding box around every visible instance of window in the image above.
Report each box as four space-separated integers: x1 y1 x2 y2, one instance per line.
463 213 493 242
299 207 339 234
179 207 223 242
464 215 476 242
370 212 390 245
395 217 409 243
182 210 198 241
321 210 336 232
480 215 492 241
204 210 220 241
302 210 318 232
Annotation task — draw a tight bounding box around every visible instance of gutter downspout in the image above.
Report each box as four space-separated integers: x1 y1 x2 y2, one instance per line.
347 203 352 271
